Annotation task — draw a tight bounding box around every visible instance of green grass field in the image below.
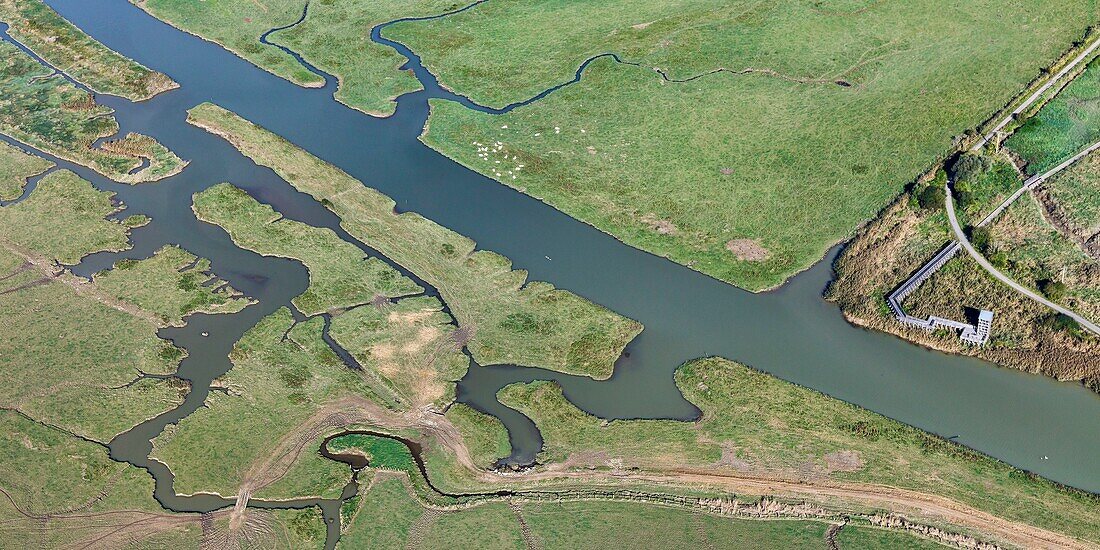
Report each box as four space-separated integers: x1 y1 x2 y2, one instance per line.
337 475 422 549
0 169 143 263
193 182 422 316
385 0 1096 290
133 0 460 115
151 309 361 498
1034 152 1100 275
522 501 943 550
497 357 1100 543
328 433 417 472
1042 152 1100 243
328 295 468 409
94 244 251 326
988 196 1100 322
187 103 642 379
0 40 184 182
0 410 202 547
254 435 352 502
271 507 329 548
0 172 188 442
0 140 51 200
1007 56 1100 174
0 0 176 100
443 403 511 469
268 0 461 116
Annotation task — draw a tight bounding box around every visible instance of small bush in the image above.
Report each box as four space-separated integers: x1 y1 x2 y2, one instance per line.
1040 312 1080 333
177 272 198 292
968 226 992 253
954 180 976 210
989 250 1009 269
279 364 312 388
948 153 991 184
917 184 945 210
1039 279 1068 302
500 311 544 334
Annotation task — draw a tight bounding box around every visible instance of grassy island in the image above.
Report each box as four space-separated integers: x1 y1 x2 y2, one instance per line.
93 244 252 326
0 0 177 100
0 40 184 182
131 0 457 115
193 182 422 316
0 139 51 201
186 102 641 379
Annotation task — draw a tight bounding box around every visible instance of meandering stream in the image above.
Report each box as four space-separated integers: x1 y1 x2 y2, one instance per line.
6 2 1100 544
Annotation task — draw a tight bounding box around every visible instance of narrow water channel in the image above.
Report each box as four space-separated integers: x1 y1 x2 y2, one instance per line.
24 0 1100 515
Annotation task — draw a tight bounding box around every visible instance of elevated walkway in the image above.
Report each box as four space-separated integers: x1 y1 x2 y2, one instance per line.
886 241 992 345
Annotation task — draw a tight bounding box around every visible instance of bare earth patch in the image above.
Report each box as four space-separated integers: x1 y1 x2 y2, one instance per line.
823 450 864 472
716 444 753 472
640 213 678 235
725 239 770 261
562 450 612 469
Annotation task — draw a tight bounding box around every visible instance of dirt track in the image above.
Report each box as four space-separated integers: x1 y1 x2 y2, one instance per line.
242 396 1095 550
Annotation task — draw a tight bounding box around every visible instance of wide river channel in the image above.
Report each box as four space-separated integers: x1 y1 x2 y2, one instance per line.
21 0 1100 518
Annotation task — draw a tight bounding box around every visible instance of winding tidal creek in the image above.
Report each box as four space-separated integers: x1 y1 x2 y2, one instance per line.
12 1 1100 542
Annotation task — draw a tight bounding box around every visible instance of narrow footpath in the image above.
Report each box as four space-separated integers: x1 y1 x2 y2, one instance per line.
945 178 1100 336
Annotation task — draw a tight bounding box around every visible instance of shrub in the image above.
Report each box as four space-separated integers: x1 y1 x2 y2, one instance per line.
948 153 991 184
968 226 992 253
177 272 198 291
1040 312 1080 333
989 251 1009 269
1039 279 1068 302
917 184 945 210
954 179 976 210
279 364 312 388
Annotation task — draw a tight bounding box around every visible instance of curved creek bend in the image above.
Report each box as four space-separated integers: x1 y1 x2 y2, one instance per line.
8 0 1099 537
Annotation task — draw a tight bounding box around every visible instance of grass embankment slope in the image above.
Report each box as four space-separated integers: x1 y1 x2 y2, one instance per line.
378 0 1096 290
0 39 184 182
828 171 1100 388
1035 152 1100 259
193 182 422 316
0 0 177 100
1006 55 1100 174
187 103 641 380
0 169 257 442
133 0 458 115
496 357 1100 545
0 140 51 200
336 468 944 549
443 403 511 469
985 195 1100 323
